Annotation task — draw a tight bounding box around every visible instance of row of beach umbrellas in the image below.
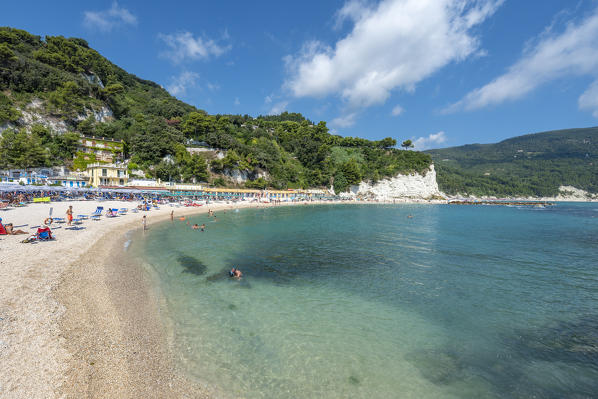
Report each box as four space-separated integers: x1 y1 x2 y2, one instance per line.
0 184 166 195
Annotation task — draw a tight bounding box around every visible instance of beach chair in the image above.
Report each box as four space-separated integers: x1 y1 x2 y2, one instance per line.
91 207 104 218
77 214 89 220
118 208 128 215
53 217 66 224
72 218 83 225
131 207 139 213
37 227 53 240
105 208 119 218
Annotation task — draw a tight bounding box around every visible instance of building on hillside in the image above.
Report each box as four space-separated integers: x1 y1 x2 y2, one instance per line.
77 135 124 163
0 166 68 185
86 163 128 187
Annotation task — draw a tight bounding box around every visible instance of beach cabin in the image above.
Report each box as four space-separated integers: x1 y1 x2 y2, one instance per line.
47 175 89 188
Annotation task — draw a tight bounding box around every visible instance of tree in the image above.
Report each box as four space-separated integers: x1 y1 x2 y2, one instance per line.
182 111 213 139
0 43 17 63
378 137 397 149
401 140 414 149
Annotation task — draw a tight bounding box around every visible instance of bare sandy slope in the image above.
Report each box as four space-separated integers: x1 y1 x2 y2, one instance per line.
0 199 279 398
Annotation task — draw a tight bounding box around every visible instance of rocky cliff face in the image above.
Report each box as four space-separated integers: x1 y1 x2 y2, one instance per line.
0 98 113 136
224 168 269 184
349 165 441 200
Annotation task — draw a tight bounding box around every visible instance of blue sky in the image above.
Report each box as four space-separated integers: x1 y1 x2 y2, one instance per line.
3 0 598 149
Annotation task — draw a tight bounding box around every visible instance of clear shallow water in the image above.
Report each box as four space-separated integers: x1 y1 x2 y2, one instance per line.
130 203 598 398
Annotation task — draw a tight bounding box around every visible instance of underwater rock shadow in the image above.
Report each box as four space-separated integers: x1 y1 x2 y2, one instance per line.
177 254 207 275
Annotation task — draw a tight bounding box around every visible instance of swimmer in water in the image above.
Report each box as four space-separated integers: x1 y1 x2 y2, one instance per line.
192 224 199 230
200 223 206 231
229 267 242 279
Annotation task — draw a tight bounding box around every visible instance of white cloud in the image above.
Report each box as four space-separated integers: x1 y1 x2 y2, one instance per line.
166 71 199 97
264 95 273 104
332 112 359 128
268 101 289 115
234 97 240 106
83 2 137 32
446 7 598 113
206 82 220 91
334 0 370 29
413 131 447 150
285 0 502 110
391 105 404 116
579 79 598 117
158 31 231 63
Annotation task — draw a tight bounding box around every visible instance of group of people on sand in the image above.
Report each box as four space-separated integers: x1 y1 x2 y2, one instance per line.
1 209 62 237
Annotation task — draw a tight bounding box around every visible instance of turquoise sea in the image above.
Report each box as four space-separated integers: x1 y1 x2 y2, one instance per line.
128 203 598 398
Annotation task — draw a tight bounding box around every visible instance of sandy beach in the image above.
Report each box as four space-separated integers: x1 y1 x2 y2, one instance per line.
0 199 294 398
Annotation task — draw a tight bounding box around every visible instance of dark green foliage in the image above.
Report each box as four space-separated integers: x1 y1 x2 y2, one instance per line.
0 92 21 122
0 129 46 168
401 139 414 149
257 111 311 123
0 26 433 191
245 177 268 189
426 127 598 196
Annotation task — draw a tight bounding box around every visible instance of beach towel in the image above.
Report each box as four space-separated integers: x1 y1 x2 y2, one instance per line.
0 221 6 235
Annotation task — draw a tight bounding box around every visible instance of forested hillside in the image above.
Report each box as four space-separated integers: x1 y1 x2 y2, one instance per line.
426 127 598 197
0 27 431 193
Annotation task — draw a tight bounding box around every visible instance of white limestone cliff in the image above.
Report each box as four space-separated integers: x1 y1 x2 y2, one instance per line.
0 99 114 136
349 165 442 200
224 168 269 184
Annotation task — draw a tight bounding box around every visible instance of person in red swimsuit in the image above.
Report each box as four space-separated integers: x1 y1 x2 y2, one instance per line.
66 205 73 226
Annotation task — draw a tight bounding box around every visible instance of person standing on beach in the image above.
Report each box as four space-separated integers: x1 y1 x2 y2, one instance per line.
142 215 147 231
170 210 174 221
66 205 73 226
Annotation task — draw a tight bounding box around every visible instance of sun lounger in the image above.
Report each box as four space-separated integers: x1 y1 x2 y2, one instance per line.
118 208 128 215
77 214 89 220
53 217 66 224
91 207 104 218
105 208 119 218
72 218 83 225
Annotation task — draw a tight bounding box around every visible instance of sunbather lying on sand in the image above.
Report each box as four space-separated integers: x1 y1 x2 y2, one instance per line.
4 223 28 235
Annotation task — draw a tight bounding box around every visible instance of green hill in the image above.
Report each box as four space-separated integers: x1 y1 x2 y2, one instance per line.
0 27 431 192
426 127 598 197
